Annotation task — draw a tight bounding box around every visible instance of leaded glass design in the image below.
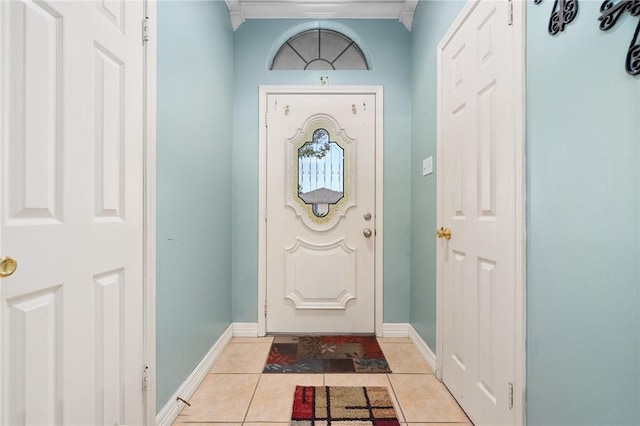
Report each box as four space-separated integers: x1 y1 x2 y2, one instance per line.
271 29 369 70
298 128 344 218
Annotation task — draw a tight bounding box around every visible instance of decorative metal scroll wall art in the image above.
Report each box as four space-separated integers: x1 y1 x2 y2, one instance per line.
534 0 579 35
599 0 640 76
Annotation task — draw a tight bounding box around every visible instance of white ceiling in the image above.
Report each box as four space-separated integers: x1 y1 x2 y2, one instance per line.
224 0 419 31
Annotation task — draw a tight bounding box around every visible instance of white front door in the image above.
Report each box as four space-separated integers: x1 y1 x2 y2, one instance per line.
265 90 379 334
438 1 519 425
0 1 145 424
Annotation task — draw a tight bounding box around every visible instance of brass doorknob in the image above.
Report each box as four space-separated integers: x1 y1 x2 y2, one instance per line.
363 228 373 238
436 227 452 240
0 257 18 278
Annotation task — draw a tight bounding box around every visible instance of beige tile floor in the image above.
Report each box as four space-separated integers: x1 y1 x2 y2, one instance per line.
173 336 472 425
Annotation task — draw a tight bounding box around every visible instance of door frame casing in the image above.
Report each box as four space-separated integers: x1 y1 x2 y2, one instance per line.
143 0 157 423
435 1 526 425
257 85 384 336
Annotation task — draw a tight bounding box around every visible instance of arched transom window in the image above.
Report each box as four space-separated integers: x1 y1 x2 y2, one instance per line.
271 29 369 71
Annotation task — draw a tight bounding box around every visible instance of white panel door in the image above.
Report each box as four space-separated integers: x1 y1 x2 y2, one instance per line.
266 92 377 333
439 1 516 425
0 1 145 424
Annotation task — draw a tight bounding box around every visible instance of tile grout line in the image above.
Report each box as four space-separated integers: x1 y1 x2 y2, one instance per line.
386 372 409 424
241 373 263 424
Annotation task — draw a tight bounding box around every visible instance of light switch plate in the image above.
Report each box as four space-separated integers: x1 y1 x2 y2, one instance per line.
422 156 433 176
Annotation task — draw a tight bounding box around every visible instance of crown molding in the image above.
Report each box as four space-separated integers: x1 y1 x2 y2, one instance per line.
224 0 417 31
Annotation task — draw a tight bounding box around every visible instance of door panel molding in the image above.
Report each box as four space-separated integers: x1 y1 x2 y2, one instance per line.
435 1 526 425
258 85 384 336
284 237 357 310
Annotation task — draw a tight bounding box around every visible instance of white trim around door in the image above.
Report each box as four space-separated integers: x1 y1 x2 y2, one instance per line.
435 1 526 425
143 1 158 423
257 85 384 337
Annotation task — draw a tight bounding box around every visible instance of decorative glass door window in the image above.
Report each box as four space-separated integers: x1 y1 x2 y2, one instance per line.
297 128 345 218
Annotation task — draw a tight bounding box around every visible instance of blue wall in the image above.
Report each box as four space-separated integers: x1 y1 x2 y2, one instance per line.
526 1 640 424
156 1 234 409
409 0 465 351
231 19 412 323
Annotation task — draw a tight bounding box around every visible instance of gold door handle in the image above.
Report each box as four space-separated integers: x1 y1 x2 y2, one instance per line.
0 257 18 278
363 228 373 238
436 227 452 240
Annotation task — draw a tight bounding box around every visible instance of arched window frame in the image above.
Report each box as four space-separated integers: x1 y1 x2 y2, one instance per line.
270 28 370 71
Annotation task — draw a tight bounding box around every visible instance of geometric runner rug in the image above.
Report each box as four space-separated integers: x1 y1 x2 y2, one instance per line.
290 386 400 425
263 335 392 373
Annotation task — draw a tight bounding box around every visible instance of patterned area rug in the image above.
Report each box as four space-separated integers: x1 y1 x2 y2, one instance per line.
263 335 391 373
290 386 400 425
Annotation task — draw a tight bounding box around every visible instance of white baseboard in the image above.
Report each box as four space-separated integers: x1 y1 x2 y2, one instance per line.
382 323 410 338
156 324 233 425
408 324 437 373
232 322 259 337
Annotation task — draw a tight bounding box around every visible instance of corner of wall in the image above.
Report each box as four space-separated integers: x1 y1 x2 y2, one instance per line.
408 324 437 374
156 325 233 425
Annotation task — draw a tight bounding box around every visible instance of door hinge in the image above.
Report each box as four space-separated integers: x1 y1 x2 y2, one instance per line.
508 381 514 410
143 366 150 392
142 17 150 45
265 208 268 221
507 0 513 26
265 112 268 127
264 300 267 317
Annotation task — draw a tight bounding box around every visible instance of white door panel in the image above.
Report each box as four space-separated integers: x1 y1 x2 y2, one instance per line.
266 93 377 333
439 1 516 425
0 1 145 424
